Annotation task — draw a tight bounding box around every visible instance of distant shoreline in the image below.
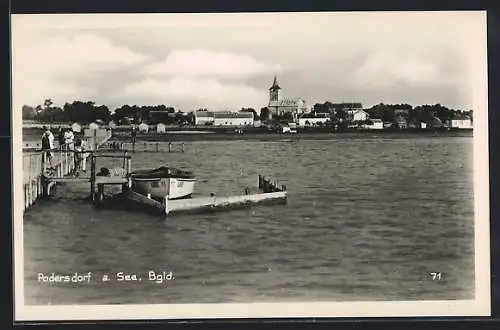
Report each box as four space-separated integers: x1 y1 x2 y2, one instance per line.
22 126 473 143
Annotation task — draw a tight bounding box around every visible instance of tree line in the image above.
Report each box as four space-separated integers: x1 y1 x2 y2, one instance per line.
23 99 472 126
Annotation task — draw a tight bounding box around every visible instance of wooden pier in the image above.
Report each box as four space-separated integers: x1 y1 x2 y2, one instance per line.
22 129 112 212
98 141 185 153
23 127 288 216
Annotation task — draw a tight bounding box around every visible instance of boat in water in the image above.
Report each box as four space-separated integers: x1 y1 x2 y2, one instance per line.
131 166 196 200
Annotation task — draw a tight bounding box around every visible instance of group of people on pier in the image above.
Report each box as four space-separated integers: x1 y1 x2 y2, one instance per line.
41 125 87 177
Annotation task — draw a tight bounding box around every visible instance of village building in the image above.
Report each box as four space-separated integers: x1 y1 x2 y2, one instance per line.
395 117 408 129
194 110 254 126
449 114 473 129
363 119 383 130
88 122 99 130
213 111 254 127
156 123 166 133
298 113 329 127
194 110 215 125
138 122 149 133
267 75 308 119
349 109 370 122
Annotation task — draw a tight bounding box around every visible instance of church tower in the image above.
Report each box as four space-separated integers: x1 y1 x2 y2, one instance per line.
269 74 281 103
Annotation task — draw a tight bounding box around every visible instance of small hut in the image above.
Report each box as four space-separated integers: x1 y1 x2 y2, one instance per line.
89 122 99 130
157 123 166 133
138 122 149 133
71 122 82 133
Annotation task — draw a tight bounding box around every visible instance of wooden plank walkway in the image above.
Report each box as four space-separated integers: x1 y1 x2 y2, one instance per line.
98 141 185 153
22 129 112 211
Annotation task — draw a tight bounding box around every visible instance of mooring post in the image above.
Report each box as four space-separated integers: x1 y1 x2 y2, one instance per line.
156 142 159 152
90 155 96 201
93 129 97 152
168 142 172 152
164 195 169 215
42 152 47 175
97 183 104 204
182 143 185 152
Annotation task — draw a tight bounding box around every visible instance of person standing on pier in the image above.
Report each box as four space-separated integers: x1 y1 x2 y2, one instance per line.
131 124 137 144
57 126 64 150
41 126 54 167
63 128 75 150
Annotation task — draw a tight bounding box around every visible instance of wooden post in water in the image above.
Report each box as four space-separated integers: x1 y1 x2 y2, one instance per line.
181 143 185 152
156 142 159 152
164 195 169 215
168 142 171 152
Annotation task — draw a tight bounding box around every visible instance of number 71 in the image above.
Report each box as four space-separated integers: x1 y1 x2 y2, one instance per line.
430 272 442 280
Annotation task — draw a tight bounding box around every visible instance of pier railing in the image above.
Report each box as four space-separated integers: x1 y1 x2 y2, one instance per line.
22 129 113 212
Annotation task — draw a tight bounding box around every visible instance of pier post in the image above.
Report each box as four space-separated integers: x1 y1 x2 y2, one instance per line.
90 155 96 201
93 129 97 151
181 143 185 152
164 195 169 215
168 142 172 152
97 184 104 204
156 142 159 152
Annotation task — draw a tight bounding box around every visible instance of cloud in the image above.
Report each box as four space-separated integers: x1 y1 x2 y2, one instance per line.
123 77 267 110
350 51 443 88
12 33 147 107
145 49 282 78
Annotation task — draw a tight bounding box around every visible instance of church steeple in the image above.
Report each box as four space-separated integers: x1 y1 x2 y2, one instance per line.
269 74 281 104
269 74 281 91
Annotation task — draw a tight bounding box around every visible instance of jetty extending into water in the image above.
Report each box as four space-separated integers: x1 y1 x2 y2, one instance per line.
23 129 288 215
22 129 112 212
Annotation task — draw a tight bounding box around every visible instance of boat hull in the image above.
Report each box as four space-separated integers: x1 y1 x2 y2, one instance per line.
132 177 196 200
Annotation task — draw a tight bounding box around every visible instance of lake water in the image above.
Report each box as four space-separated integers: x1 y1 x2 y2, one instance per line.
22 135 475 304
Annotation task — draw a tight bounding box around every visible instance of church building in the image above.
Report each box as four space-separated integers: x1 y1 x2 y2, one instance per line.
267 75 307 119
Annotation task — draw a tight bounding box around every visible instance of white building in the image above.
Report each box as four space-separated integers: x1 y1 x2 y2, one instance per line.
363 119 383 130
88 122 99 130
213 111 254 126
194 111 215 125
108 121 116 128
348 109 369 122
450 117 473 129
138 122 149 133
298 113 329 127
156 123 166 133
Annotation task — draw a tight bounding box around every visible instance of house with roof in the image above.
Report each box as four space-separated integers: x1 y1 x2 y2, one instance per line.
194 110 215 125
394 117 408 129
298 113 330 127
449 114 473 129
363 119 383 130
213 111 254 127
349 109 370 122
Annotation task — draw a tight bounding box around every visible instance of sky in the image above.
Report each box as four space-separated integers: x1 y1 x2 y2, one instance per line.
11 12 486 113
